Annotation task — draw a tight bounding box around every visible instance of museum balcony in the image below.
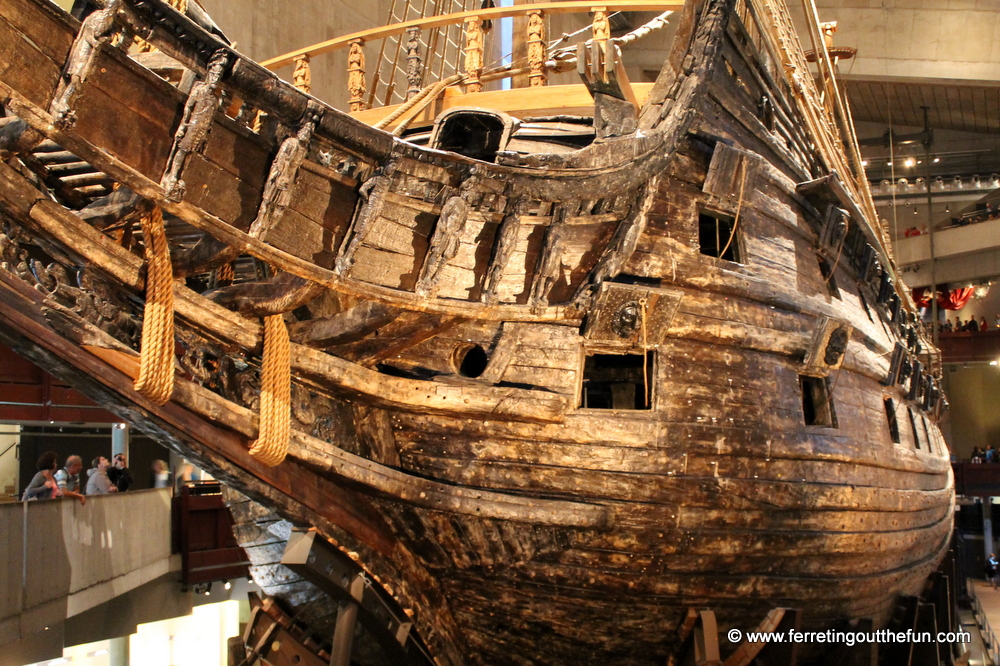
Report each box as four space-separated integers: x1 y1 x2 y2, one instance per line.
936 330 1000 365
0 484 251 666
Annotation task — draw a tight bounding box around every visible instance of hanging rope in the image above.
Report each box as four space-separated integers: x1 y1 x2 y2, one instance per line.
249 314 291 467
639 297 649 408
134 206 175 405
217 261 235 283
720 158 747 259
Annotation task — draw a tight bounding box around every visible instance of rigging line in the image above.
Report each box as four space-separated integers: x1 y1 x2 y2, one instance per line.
882 1 898 251
0 438 18 461
829 343 850 398
640 297 649 408
824 231 846 284
720 157 748 259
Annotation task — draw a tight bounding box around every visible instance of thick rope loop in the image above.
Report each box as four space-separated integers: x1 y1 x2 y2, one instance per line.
134 206 176 405
249 314 291 467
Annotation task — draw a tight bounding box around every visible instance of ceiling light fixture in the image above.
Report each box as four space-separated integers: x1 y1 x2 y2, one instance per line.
904 158 916 168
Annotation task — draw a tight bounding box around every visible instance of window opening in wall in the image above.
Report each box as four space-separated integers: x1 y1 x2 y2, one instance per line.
580 352 653 410
800 375 836 427
699 211 741 263
817 256 841 299
884 398 900 444
921 415 933 454
907 407 921 450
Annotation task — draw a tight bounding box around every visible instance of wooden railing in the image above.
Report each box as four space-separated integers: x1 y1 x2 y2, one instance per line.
260 1 683 111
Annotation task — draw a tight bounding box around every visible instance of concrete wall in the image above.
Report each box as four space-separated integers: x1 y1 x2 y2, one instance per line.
197 0 393 110
796 1 1000 83
0 490 175 653
943 364 1000 458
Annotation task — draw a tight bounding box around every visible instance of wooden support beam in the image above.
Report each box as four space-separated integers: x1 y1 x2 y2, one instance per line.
205 272 326 317
287 301 398 349
693 610 721 666
281 528 432 666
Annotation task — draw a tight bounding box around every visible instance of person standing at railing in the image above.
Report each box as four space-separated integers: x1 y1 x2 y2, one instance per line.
86 456 118 495
988 553 1000 589
22 451 62 501
107 453 133 492
55 455 86 505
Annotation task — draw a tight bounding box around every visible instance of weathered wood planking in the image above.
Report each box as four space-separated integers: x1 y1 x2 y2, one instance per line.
0 2 74 110
181 117 270 231
72 47 183 180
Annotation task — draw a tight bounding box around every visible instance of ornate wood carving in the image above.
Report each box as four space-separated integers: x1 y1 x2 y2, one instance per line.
334 160 397 276
482 199 528 306
292 54 312 94
248 102 322 243
347 38 367 112
528 203 570 311
527 10 547 87
463 17 484 93
161 49 231 201
415 177 478 297
405 28 424 100
591 7 610 42
50 0 122 129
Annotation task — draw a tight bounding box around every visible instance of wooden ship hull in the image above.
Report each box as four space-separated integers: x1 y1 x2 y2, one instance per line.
0 0 953 663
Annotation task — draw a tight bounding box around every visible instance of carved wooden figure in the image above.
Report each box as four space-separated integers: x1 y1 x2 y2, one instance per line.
50 0 121 128
527 9 547 87
292 54 312 94
348 39 367 112
415 177 478 297
249 104 322 243
463 17 484 93
405 27 424 99
160 50 230 201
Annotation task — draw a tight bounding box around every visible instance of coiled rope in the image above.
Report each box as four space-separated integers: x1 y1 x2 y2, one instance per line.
217 261 234 283
249 314 291 466
134 206 175 405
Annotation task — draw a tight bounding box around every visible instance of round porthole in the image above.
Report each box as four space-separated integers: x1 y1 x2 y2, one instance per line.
456 344 488 378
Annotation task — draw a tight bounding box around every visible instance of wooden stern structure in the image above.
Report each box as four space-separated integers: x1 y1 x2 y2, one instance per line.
0 0 953 663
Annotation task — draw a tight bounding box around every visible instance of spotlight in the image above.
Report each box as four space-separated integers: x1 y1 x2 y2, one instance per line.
913 207 919 215
204 583 212 596
945 205 950 213
904 158 915 168
887 161 893 166
933 157 940 163
991 360 998 366
224 581 232 590
861 160 868 167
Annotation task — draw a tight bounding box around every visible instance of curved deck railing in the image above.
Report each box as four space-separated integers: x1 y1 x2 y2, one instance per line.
260 1 681 113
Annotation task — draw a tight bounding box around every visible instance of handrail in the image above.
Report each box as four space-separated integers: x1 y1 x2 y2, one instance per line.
971 581 1000 666
260 0 683 70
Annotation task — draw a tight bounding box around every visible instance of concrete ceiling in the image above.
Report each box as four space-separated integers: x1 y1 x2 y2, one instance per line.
845 77 1000 135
